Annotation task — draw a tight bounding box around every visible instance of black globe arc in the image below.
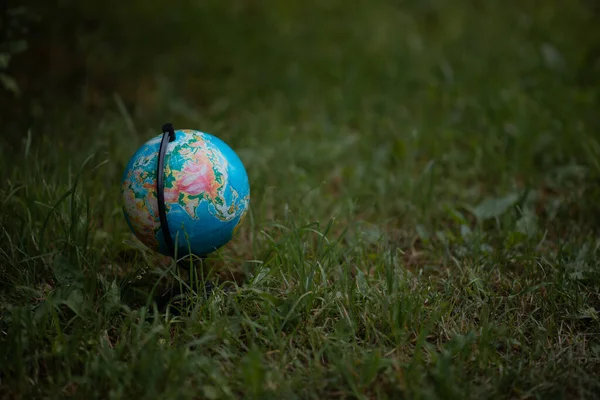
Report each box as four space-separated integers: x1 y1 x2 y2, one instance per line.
156 123 177 257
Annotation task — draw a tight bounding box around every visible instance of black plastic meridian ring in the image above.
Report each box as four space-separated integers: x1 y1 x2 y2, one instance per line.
157 123 177 256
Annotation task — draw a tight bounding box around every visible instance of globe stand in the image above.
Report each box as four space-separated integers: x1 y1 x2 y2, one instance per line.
154 257 215 314
156 123 214 308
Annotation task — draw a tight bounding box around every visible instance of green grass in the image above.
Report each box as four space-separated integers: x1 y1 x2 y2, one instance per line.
2 0 600 398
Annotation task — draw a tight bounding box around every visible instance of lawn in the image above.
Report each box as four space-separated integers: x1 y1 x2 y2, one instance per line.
1 0 600 399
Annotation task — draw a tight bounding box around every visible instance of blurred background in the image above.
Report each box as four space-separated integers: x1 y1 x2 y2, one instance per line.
4 0 598 128
1 0 600 238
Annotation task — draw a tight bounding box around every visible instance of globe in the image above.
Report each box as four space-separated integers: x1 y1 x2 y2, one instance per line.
121 129 250 258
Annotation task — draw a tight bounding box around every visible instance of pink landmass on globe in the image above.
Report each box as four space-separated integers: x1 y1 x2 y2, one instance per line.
143 140 225 219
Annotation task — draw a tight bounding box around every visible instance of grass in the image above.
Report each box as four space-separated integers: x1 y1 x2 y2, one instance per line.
1 0 600 398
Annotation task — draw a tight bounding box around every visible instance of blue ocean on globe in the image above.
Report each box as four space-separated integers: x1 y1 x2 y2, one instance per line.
121 129 250 257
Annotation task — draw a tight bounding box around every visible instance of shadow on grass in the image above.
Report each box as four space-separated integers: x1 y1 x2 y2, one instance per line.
117 255 240 316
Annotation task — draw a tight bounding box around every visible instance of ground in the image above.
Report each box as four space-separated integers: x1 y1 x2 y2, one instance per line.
1 0 600 399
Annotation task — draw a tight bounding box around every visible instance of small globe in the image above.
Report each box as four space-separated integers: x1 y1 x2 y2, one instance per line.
121 129 250 257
